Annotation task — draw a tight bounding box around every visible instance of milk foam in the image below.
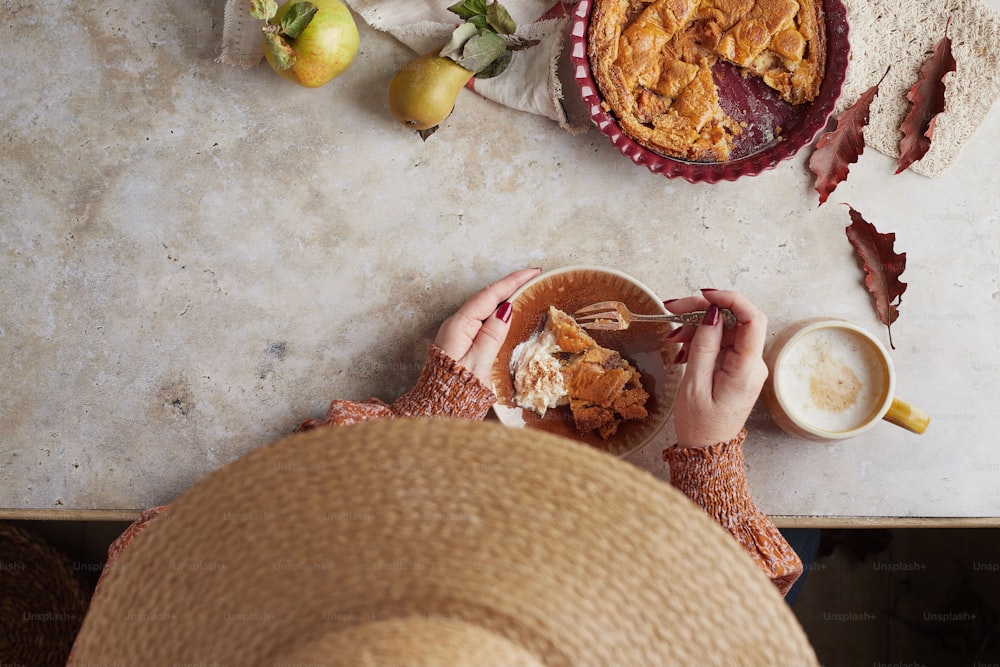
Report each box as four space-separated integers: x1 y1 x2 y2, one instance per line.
778 327 888 433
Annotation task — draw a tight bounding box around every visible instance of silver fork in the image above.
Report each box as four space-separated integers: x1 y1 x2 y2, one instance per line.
573 301 737 331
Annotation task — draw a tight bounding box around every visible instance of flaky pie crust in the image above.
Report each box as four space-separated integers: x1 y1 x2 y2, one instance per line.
589 0 827 162
545 307 649 439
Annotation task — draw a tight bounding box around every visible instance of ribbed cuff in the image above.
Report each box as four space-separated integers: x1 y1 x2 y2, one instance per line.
663 430 753 526
390 344 497 420
663 430 803 595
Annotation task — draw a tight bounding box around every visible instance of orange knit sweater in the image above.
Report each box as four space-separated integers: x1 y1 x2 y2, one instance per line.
296 344 496 429
664 431 802 594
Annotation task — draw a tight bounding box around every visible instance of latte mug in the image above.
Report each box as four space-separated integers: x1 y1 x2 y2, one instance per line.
763 319 930 441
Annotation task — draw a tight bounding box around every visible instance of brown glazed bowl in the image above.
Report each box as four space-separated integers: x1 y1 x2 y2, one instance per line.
490 266 682 458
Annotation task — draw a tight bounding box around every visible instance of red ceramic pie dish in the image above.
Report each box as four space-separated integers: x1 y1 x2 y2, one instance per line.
569 0 850 183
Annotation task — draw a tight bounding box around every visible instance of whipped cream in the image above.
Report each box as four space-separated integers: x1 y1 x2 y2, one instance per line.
510 328 568 416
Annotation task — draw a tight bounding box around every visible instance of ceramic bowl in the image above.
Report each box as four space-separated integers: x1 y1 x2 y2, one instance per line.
490 266 682 458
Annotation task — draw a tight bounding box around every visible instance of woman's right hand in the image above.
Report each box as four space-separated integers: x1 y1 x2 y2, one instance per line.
433 268 541 385
665 289 769 448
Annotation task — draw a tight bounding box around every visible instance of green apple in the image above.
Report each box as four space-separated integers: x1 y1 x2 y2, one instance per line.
262 0 359 88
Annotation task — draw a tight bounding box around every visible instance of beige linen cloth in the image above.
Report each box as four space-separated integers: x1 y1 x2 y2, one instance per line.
219 0 1000 176
219 0 584 131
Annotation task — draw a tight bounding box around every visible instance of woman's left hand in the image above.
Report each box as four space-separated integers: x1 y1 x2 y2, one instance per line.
434 268 541 384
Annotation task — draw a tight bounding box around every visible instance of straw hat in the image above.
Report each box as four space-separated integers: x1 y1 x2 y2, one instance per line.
71 418 817 666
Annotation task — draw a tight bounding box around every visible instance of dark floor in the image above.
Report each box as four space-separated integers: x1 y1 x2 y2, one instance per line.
792 528 1000 666
12 520 132 591
4 522 1000 665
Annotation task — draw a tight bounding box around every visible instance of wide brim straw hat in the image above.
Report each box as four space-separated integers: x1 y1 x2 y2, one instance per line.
71 418 817 666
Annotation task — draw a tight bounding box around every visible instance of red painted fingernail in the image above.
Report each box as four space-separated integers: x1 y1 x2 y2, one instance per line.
673 347 688 364
496 301 513 323
665 326 685 340
703 304 720 326
662 298 679 306
700 288 718 293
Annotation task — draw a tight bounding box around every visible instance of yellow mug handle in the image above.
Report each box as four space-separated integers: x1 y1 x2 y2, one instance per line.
883 398 931 434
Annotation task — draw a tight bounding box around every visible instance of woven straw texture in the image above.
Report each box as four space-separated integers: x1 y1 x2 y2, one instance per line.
0 522 90 666
71 418 816 666
838 0 1000 176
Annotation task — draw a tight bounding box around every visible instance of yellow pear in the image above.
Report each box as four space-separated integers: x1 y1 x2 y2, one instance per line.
388 54 475 130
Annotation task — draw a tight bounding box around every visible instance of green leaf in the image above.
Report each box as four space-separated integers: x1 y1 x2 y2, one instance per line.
456 31 507 74
265 32 296 69
279 2 318 39
472 48 512 79
486 1 516 35
250 0 278 21
439 22 480 61
468 14 491 31
447 0 489 20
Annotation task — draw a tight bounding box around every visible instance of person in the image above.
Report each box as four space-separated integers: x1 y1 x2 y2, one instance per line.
95 268 801 597
299 268 801 594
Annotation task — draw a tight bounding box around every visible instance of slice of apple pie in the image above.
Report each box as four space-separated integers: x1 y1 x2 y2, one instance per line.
511 306 649 439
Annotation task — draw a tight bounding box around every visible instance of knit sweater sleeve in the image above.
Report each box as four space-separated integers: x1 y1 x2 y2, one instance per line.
662 430 803 595
296 344 497 430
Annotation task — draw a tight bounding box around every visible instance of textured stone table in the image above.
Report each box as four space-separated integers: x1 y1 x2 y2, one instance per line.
3 0 999 522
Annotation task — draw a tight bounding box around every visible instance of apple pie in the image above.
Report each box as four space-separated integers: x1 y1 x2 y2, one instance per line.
588 0 827 162
511 306 649 439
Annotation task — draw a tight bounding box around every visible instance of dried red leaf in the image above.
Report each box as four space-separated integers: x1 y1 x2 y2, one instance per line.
808 69 889 205
896 23 956 174
845 206 907 349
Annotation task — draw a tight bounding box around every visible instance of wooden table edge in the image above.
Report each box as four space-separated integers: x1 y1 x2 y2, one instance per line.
3 509 1000 529
0 508 143 522
772 516 1000 529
